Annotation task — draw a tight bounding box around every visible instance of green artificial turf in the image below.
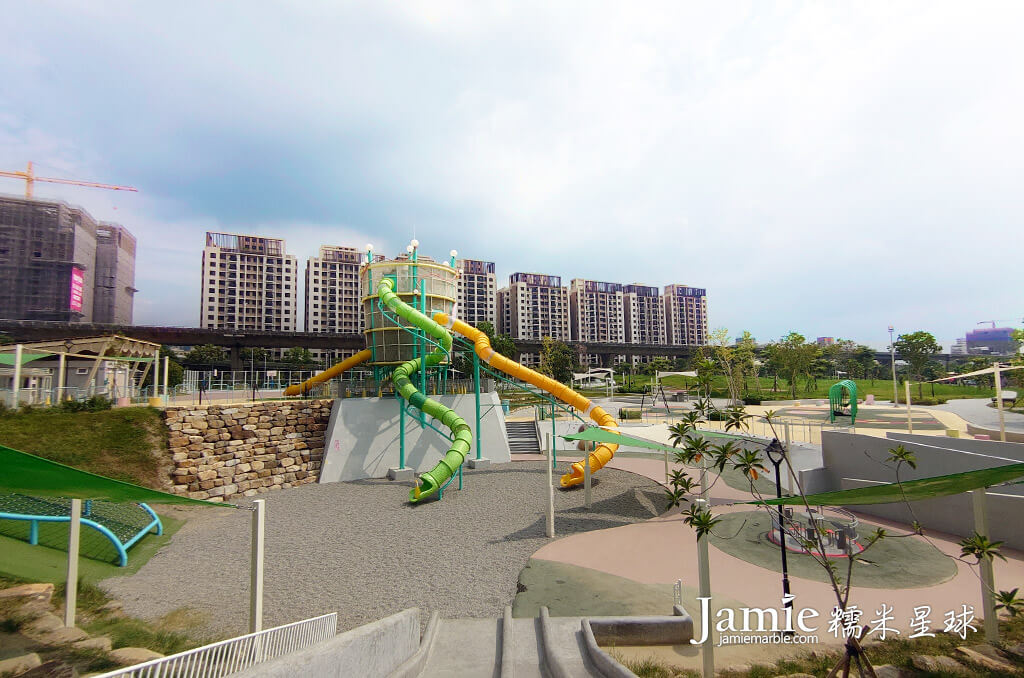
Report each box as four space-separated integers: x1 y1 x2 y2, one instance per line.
0 513 183 584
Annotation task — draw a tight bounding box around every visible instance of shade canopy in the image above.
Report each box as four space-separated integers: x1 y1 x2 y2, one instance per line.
563 426 746 453
0 445 234 507
748 463 1024 507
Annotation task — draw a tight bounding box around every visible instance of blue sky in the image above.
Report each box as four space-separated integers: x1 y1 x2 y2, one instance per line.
1 2 1021 349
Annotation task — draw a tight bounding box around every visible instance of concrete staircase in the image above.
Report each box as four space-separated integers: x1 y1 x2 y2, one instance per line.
505 421 541 454
418 607 600 677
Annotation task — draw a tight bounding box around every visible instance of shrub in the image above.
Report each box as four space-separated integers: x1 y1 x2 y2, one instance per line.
58 396 113 413
620 408 641 420
742 395 762 405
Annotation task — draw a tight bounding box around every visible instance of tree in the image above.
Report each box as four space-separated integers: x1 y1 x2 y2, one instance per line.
894 331 941 398
184 344 227 366
141 345 184 388
240 347 269 362
764 332 820 399
733 331 759 395
537 337 576 383
284 347 315 366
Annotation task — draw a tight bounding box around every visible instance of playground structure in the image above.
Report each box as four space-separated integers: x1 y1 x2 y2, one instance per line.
768 504 862 557
284 241 621 501
829 379 858 424
0 493 162 566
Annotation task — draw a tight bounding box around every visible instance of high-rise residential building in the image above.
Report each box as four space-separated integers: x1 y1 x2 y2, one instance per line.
456 259 496 328
305 246 363 334
0 194 136 323
623 283 666 350
93 224 137 324
200 232 297 331
570 279 624 367
499 273 571 340
664 284 708 346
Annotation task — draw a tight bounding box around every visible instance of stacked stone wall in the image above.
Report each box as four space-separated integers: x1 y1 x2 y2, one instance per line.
163 400 332 501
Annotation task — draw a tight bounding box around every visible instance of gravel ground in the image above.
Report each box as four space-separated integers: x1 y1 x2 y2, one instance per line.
101 461 665 636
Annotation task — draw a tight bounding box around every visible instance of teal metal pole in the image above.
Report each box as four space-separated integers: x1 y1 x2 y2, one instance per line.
474 351 482 460
398 392 406 469
418 277 426 427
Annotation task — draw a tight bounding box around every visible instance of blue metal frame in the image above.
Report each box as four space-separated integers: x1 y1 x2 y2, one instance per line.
0 502 162 567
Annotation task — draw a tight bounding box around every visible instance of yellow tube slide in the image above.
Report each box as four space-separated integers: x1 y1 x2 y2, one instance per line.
434 313 619 487
283 349 373 396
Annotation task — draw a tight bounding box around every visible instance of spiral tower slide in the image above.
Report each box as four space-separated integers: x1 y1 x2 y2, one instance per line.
377 277 473 503
434 312 619 488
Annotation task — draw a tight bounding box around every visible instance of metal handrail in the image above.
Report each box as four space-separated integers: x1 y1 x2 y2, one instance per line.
93 612 337 678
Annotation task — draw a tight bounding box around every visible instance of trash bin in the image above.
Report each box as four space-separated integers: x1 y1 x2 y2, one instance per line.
501 400 510 414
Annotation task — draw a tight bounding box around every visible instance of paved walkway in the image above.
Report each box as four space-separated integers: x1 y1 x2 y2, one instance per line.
528 425 1024 672
929 397 1024 432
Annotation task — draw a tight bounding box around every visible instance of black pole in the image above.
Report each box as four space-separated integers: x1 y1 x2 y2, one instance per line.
768 439 794 635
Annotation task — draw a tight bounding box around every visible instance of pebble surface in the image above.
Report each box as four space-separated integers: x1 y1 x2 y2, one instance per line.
102 461 665 636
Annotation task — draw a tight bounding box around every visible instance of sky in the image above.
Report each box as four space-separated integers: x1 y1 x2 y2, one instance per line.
1 1 1021 350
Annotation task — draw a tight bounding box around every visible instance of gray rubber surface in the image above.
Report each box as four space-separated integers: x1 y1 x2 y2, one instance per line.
101 461 665 637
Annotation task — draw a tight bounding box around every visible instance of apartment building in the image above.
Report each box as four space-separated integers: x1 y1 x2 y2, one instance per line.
305 246 363 334
456 259 496 328
569 279 624 366
93 224 137 324
200 232 297 331
623 284 666 364
0 194 136 323
664 284 708 346
497 273 570 366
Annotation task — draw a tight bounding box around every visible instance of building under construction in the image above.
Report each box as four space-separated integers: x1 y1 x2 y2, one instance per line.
0 194 137 323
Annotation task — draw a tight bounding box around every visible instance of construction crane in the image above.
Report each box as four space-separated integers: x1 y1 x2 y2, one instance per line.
978 319 1024 328
0 161 138 198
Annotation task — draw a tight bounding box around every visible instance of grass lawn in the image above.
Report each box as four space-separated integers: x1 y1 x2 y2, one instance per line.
0 407 168 488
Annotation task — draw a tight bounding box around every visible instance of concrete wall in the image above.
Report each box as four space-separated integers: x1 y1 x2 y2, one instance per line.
320 392 512 483
819 431 1024 547
234 608 421 678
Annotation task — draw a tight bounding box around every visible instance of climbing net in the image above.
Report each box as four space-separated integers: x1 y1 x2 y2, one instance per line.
0 493 163 566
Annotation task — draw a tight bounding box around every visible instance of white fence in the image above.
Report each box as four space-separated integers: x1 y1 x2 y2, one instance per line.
94 612 337 678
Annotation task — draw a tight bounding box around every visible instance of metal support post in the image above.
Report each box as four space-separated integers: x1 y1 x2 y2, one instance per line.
550 403 557 467
13 343 22 406
399 396 406 469
64 498 82 627
249 499 266 633
994 362 1006 442
57 352 66 403
584 451 592 509
163 355 170 404
474 352 481 460
889 326 899 408
546 433 555 537
152 355 160 401
905 381 913 433
418 278 426 428
695 496 714 678
972 488 999 642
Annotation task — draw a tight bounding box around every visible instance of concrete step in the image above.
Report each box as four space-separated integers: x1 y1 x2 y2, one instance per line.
419 618 501 677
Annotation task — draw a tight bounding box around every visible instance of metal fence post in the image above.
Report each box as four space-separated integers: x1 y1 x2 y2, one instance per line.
250 500 266 633
64 498 81 627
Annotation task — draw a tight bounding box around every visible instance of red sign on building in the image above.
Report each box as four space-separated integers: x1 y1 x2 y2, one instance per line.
69 267 85 312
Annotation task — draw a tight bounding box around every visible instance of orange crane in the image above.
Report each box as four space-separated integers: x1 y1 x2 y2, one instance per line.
0 161 138 198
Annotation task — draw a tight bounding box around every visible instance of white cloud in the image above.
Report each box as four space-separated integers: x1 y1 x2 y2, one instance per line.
0 1 1020 347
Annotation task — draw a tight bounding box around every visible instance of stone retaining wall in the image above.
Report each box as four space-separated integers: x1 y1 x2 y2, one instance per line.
164 400 332 501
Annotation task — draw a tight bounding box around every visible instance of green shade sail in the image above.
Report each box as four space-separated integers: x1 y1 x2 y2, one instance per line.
563 426 747 453
0 445 235 507
749 463 1024 507
0 353 50 366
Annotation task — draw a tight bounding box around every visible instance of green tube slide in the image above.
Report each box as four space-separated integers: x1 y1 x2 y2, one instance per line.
378 277 473 503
